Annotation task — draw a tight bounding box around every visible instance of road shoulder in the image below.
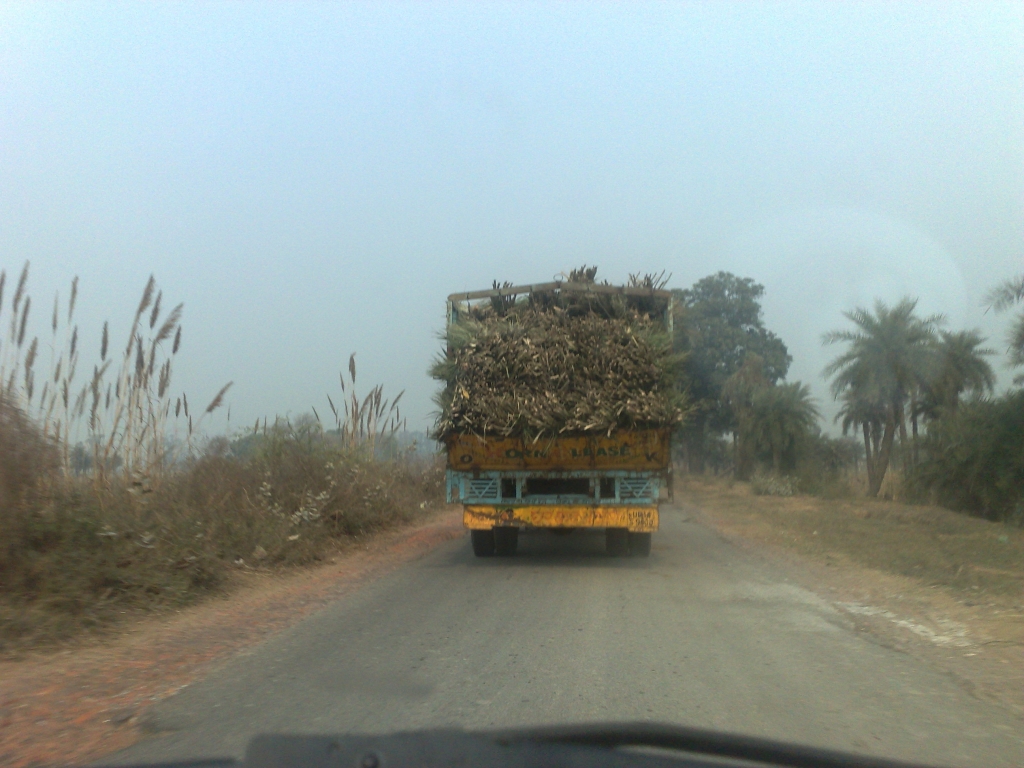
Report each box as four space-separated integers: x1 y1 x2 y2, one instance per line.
682 479 1024 719
0 508 464 768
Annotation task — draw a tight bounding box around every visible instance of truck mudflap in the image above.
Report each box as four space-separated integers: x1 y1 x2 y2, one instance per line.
464 504 658 532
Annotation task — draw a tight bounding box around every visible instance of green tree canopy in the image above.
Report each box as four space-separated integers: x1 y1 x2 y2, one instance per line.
750 381 820 474
720 353 770 478
919 330 995 417
911 390 1024 523
673 273 791 468
986 273 1024 380
823 297 939 497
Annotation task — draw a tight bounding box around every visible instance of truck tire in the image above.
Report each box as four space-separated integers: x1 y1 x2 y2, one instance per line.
494 526 519 556
629 531 652 557
471 529 495 557
606 527 629 557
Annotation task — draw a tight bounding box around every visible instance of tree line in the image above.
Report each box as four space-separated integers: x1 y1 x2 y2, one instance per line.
672 271 1024 522
671 272 825 482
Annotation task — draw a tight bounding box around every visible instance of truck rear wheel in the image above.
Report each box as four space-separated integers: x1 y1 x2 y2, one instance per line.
629 531 652 557
471 529 495 557
494 526 519 556
606 528 629 557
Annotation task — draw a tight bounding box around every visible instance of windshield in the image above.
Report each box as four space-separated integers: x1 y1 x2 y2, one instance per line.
1 4 1022 768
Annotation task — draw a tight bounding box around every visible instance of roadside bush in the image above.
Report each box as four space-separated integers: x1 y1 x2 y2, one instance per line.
703 434 734 475
674 431 734 476
909 390 1024 525
750 473 796 497
792 431 862 497
0 415 444 652
0 265 442 652
0 394 60 509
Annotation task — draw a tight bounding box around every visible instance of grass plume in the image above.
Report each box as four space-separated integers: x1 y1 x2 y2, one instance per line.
0 265 440 653
0 267 232 481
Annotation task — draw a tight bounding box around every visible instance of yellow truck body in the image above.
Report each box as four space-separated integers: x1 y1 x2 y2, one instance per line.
445 429 670 557
463 504 658 532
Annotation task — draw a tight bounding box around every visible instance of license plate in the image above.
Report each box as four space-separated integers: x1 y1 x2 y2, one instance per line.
627 508 656 529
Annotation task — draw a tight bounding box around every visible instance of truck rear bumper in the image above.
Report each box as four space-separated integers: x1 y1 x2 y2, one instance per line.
463 504 658 532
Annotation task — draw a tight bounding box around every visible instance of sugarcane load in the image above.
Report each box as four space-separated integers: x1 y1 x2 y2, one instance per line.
433 267 686 558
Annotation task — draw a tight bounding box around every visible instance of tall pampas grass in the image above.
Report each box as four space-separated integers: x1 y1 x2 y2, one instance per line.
319 352 405 456
0 264 230 482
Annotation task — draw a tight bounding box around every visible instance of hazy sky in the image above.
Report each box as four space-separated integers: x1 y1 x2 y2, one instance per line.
2 2 1022 436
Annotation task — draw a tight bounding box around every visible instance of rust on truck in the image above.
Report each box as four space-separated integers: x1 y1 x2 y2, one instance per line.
446 429 670 472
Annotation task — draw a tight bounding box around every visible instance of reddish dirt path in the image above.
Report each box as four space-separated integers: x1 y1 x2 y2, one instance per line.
0 509 463 768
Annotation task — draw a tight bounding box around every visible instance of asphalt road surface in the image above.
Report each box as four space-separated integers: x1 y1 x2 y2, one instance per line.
106 504 1024 768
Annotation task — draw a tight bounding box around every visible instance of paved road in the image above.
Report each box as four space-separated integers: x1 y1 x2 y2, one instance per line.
107 504 1023 767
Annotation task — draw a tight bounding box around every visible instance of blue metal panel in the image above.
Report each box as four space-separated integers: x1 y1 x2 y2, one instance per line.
447 469 662 506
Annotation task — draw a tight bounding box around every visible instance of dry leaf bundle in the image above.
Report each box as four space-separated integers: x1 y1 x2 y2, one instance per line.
432 287 685 440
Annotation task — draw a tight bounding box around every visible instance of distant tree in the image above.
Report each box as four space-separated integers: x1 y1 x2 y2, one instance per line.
835 388 885 486
673 272 791 470
986 273 1024 381
823 298 938 497
798 430 863 476
720 354 769 479
911 390 1024 523
70 442 92 475
919 330 995 417
750 382 820 474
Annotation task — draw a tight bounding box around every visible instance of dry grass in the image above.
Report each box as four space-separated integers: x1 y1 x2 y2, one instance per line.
432 281 682 440
320 352 406 454
0 392 60 510
0 263 231 480
0 402 444 653
0 264 443 654
682 475 1024 600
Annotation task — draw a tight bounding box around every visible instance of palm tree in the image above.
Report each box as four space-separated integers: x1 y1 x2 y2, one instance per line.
920 330 995 416
835 388 885 491
987 274 1024 380
823 298 938 497
750 382 820 473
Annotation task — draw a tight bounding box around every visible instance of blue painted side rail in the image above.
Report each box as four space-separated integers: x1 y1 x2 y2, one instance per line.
446 469 663 506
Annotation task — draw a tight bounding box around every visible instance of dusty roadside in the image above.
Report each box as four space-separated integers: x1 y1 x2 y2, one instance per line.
682 478 1024 718
0 507 463 768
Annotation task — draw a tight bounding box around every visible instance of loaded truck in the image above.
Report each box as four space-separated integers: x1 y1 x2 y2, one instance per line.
436 278 677 558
